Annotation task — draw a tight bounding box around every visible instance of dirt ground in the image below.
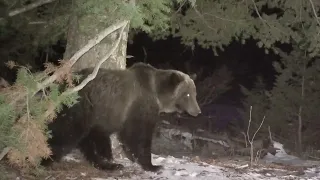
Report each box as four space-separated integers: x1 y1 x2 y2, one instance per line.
1 160 143 180
0 154 309 180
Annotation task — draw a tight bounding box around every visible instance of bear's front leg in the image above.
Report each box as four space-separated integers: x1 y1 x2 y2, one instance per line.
136 137 163 172
119 122 163 172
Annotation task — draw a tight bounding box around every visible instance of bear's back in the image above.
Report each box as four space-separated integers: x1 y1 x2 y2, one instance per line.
77 66 160 131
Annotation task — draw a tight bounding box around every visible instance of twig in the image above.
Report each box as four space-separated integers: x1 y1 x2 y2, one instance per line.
193 7 217 31
255 149 262 163
142 46 147 63
250 0 266 25
62 21 128 95
235 164 249 169
203 13 245 24
36 20 129 95
8 0 57 17
247 106 266 167
268 126 273 142
250 0 286 35
241 131 248 148
308 0 320 27
175 0 188 14
246 106 252 145
28 21 47 25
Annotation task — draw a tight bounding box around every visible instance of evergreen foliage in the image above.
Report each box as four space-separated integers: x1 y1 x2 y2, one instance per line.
0 95 19 151
1 0 320 62
267 45 320 150
168 0 320 56
0 62 79 169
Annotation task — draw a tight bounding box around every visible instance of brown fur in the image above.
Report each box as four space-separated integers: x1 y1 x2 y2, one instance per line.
41 62 201 172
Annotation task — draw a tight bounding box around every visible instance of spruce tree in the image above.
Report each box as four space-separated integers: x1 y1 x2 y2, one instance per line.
267 45 320 154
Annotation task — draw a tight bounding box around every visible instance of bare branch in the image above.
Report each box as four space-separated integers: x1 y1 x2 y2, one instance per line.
142 46 147 63
309 0 320 27
36 20 129 94
246 106 252 144
8 0 57 17
203 12 245 24
268 126 273 142
247 106 266 167
28 21 47 25
250 0 267 25
250 0 286 35
63 22 128 95
251 115 265 142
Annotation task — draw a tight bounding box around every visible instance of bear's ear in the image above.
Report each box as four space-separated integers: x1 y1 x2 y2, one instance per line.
189 73 197 81
169 72 184 87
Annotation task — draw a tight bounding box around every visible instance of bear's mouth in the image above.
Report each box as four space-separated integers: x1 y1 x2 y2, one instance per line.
175 104 183 113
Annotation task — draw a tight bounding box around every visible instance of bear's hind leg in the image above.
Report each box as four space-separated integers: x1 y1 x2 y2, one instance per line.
41 129 83 166
78 126 124 171
119 121 162 172
40 144 75 167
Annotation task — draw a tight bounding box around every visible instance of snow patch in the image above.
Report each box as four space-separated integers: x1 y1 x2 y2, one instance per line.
262 141 320 167
62 142 320 179
86 154 320 180
62 152 81 163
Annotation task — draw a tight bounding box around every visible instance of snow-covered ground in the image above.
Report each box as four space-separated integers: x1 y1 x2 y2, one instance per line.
62 141 320 180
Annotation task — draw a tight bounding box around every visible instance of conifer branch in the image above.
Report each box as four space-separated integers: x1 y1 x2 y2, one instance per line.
8 0 57 17
35 20 129 95
62 21 129 95
250 0 286 35
308 0 320 28
0 20 129 165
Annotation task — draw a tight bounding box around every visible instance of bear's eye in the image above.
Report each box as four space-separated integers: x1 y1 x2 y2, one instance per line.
186 93 190 97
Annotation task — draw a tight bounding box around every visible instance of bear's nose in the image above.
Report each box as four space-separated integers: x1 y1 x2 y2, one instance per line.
196 107 201 114
190 109 201 117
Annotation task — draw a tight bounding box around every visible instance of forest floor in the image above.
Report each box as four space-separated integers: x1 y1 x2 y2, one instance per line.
2 147 320 180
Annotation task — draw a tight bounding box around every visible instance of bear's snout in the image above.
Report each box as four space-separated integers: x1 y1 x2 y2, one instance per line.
187 105 201 117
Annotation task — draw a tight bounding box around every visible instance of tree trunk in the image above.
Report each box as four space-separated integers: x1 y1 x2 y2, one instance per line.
63 15 129 71
297 56 306 156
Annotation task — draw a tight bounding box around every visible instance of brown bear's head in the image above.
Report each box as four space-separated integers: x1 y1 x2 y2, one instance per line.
156 70 201 117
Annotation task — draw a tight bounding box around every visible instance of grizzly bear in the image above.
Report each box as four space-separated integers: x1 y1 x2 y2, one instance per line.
41 62 201 172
